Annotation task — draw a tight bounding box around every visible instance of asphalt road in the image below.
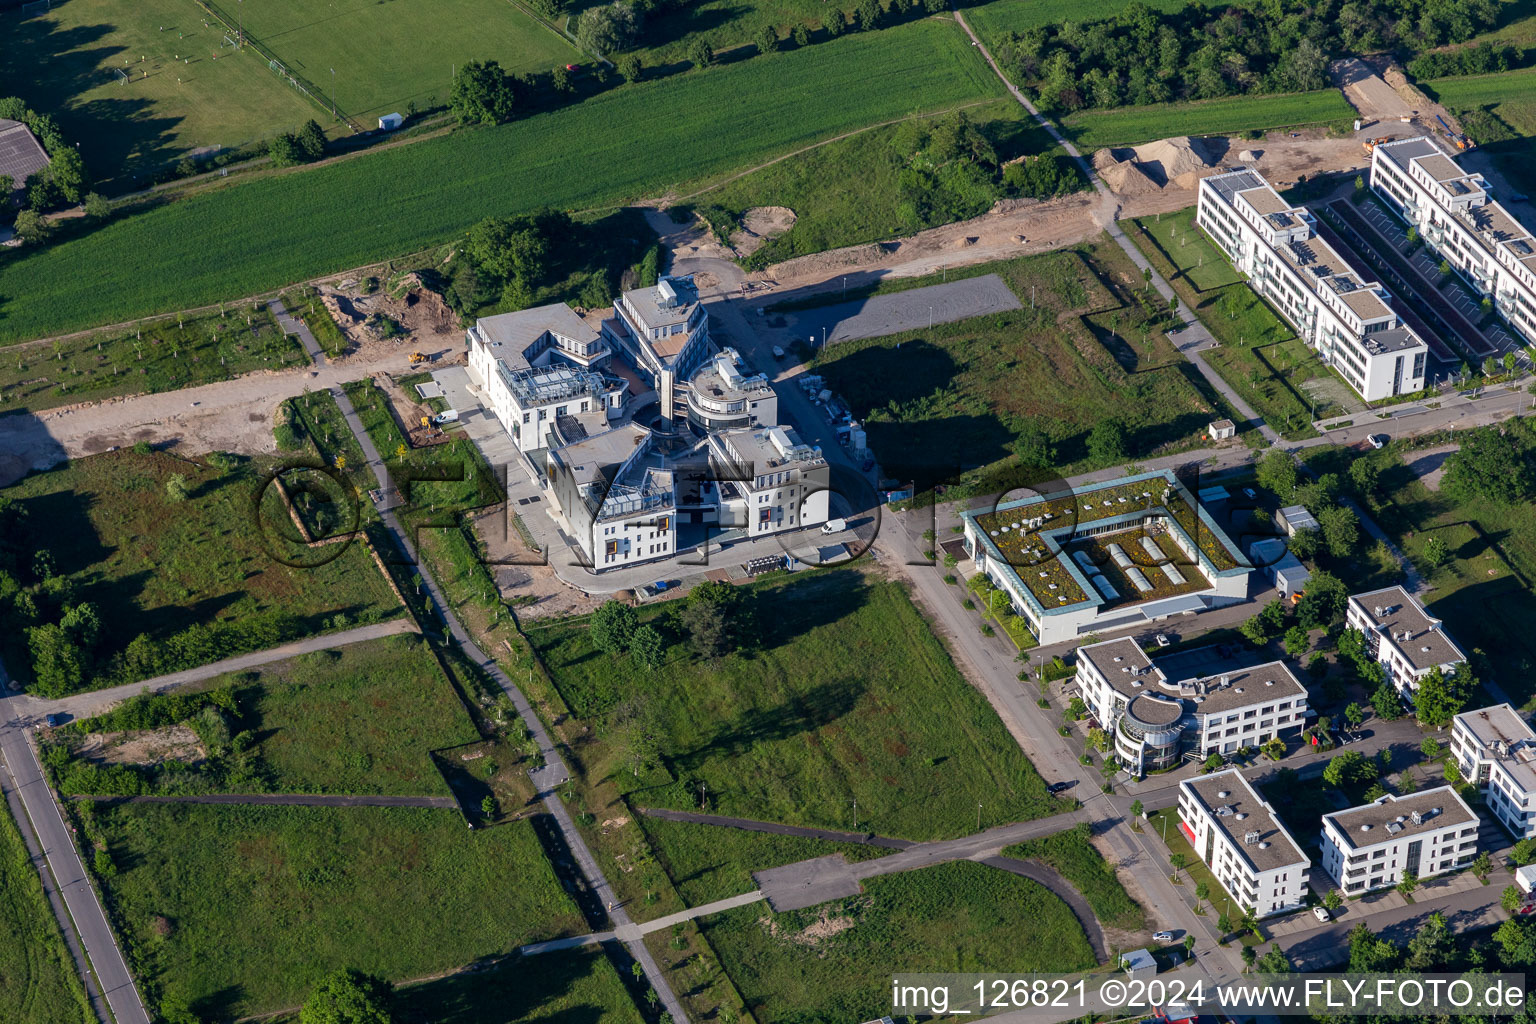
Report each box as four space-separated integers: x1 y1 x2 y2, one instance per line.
776 273 1022 347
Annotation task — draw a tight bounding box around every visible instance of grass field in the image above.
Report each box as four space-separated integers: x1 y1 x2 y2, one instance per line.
966 0 1186 39
699 860 1096 1024
1428 67 1536 136
0 304 303 414
0 0 320 187
92 803 583 1019
529 568 1055 841
639 815 889 907
810 241 1242 494
1061 90 1356 149
393 950 641 1024
0 803 95 1024
235 0 582 123
0 449 402 695
1003 822 1145 931
0 17 1000 343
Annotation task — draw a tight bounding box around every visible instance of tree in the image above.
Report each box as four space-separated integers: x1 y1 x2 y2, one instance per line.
1473 851 1493 880
1256 943 1291 973
1370 682 1403 721
83 191 111 220
165 474 190 502
1255 449 1297 499
450 60 515 125
855 0 880 29
577 2 642 54
1202 753 1223 773
549 64 572 92
1012 424 1056 468
1396 870 1418 897
12 208 48 243
1412 666 1465 728
1421 535 1450 573
1347 922 1399 972
688 38 715 70
1283 624 1310 658
631 624 664 671
681 597 731 659
28 623 87 697
480 794 496 817
299 968 395 1024
296 120 327 161
1511 838 1536 866
792 23 810 45
269 132 300 167
1130 798 1144 819
590 599 638 655
1347 457 1381 501
1240 612 1272 647
756 24 778 53
1195 880 1211 902
48 146 88 203
1241 944 1257 972
1296 569 1346 629
1420 736 1442 759
1324 888 1342 911
1323 750 1377 789
1087 419 1128 464
1288 526 1320 560
1504 885 1527 914
824 7 845 35
1183 934 1196 954
1442 426 1535 505
1317 504 1360 558
616 52 643 83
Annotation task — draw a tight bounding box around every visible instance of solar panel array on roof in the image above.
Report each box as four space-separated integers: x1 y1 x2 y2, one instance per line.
0 120 49 189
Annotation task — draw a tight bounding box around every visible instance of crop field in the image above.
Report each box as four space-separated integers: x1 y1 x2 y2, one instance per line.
1061 89 1355 149
392 949 641 1024
0 17 1001 343
90 802 584 1020
699 861 1096 1024
0 305 303 414
811 242 1242 494
234 0 582 123
0 448 402 695
530 568 1056 841
0 804 94 1024
0 0 320 187
966 0 1186 39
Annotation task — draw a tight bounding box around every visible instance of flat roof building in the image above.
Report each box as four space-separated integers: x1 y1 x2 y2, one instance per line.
685 347 777 434
1346 586 1466 701
1179 769 1310 917
1320 788 1479 894
1198 168 1428 402
1453 703 1536 839
604 276 713 430
707 425 829 537
546 423 678 571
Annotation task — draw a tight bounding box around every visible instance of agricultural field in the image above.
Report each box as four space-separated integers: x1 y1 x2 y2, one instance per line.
0 448 402 696
698 861 1096 1024
0 803 94 1024
0 17 1001 343
529 568 1057 841
0 0 320 187
1428 68 1536 136
234 0 582 123
88 802 584 1020
1061 90 1355 149
811 242 1243 494
0 305 303 415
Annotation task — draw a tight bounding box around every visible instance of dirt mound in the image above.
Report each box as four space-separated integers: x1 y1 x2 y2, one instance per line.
730 206 797 257
1101 159 1161 196
322 292 361 326
1238 149 1262 162
1131 136 1216 178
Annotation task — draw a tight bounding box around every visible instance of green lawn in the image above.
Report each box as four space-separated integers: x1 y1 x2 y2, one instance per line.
1428 67 1536 137
1061 90 1356 149
0 0 321 188
91 803 584 1020
0 305 305 413
0 449 403 695
699 860 1096 1024
235 0 581 123
0 803 94 1024
810 241 1242 495
1003 821 1145 931
530 569 1056 841
966 0 1186 40
393 950 641 1024
0 18 1000 344
639 815 889 907
1144 809 1232 915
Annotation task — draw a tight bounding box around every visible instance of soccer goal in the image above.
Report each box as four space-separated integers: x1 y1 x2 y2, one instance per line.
113 66 130 84
19 0 51 17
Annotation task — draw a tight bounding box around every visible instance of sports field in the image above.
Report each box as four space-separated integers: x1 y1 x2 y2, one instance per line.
0 0 318 187
234 0 583 123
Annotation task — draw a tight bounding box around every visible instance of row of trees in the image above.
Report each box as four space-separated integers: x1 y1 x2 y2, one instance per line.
991 0 1499 114
269 119 330 168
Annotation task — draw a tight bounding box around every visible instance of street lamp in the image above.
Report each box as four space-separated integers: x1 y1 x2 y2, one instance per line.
330 67 336 119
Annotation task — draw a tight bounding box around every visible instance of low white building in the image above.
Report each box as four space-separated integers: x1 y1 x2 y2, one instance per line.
1453 703 1536 839
1320 788 1479 894
707 425 829 537
1371 137 1536 346
1198 167 1428 402
545 423 677 570
603 276 713 430
1179 769 1310 917
685 347 777 433
1346 586 1466 701
466 303 626 454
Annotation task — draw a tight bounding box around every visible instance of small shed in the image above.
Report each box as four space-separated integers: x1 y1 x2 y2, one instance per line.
1274 553 1310 600
1121 948 1157 979
1516 864 1536 894
378 112 404 131
1278 504 1320 537
1207 418 1237 440
1197 484 1229 508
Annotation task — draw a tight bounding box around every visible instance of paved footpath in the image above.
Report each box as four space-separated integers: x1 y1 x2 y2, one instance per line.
67 793 457 809
270 298 330 366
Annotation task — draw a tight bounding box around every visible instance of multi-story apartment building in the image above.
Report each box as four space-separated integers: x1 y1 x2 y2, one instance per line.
1371 137 1536 345
1077 640 1308 777
1453 703 1536 839
465 303 627 453
684 348 778 434
1198 168 1428 402
1179 769 1310 917
706 425 829 537
1345 586 1466 701
603 276 713 430
546 423 677 570
1321 788 1479 894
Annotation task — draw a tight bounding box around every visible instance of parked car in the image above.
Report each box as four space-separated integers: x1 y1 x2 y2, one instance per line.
1047 781 1074 794
1368 433 1388 449
1155 633 1172 647
1313 906 1331 922
771 345 786 359
1520 903 1536 916
1152 931 1174 942
1242 487 1258 499
821 517 848 535
44 713 67 727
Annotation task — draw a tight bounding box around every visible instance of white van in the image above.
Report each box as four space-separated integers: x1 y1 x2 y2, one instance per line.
821 517 847 535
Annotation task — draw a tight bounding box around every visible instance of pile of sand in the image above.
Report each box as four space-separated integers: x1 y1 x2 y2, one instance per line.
730 206 797 257
1132 136 1216 179
1098 136 1218 195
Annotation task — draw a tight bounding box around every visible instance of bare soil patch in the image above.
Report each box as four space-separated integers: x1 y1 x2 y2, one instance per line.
76 725 207 767
730 206 798 257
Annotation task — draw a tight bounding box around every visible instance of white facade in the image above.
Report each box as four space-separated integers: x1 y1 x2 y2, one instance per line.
707 426 829 537
1346 586 1466 701
1198 168 1428 402
546 424 678 571
604 277 713 430
1372 137 1536 345
685 348 778 433
1179 769 1310 917
1320 788 1479 894
1453 703 1536 839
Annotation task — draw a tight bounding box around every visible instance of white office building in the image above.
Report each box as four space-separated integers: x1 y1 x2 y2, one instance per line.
603 276 713 430
546 423 677 570
1453 703 1536 839
706 425 829 537
1321 789 1479 894
1179 769 1310 917
685 347 778 434
1198 168 1428 401
466 303 627 453
1371 137 1536 345
1345 586 1466 702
